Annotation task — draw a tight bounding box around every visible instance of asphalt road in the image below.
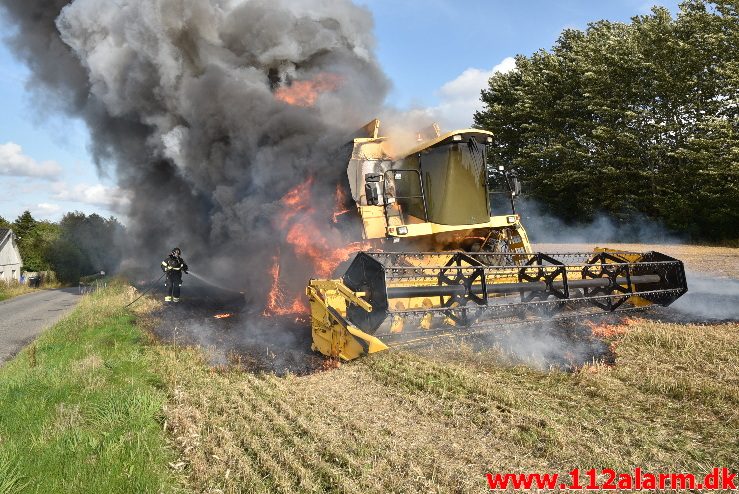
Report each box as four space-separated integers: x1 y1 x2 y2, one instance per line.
0 288 82 364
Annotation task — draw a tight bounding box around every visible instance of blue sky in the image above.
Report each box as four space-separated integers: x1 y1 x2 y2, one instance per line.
0 0 680 223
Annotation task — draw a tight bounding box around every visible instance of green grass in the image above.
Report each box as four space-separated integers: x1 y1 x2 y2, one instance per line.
0 282 182 494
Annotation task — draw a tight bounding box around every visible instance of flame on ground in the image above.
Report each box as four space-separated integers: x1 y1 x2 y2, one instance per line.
274 73 343 107
320 358 342 371
264 178 370 317
214 313 233 319
586 317 642 338
264 258 310 316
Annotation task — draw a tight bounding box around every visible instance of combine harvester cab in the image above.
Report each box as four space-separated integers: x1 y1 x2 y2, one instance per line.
307 120 688 360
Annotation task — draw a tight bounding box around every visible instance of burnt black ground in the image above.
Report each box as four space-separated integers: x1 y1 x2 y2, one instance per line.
144 276 323 375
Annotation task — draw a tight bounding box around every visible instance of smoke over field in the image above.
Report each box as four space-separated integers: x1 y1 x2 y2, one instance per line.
0 0 388 308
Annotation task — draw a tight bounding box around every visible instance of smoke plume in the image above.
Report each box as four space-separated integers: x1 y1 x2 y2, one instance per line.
670 273 739 322
0 0 389 306
516 198 682 244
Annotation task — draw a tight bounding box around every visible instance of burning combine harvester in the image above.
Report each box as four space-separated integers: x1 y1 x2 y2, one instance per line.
306 120 688 360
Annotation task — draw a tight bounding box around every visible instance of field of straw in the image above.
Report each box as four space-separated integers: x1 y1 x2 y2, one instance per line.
156 317 738 493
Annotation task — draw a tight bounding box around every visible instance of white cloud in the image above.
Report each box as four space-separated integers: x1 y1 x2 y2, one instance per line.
33 203 62 217
0 142 63 179
431 57 517 130
52 182 131 213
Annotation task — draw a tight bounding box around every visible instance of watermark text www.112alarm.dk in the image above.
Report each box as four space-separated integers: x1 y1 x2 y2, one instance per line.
486 467 737 491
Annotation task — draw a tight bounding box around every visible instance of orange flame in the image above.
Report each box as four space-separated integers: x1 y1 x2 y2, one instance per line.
332 183 352 223
263 178 370 317
274 73 343 107
264 258 309 316
585 317 641 338
332 208 351 223
213 313 233 319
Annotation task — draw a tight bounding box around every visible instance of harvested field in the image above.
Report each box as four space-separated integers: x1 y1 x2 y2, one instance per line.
534 243 739 279
157 319 739 493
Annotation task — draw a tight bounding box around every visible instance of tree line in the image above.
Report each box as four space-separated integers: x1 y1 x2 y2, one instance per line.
475 0 738 241
0 211 124 283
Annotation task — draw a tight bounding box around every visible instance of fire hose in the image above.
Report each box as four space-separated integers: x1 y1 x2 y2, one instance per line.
124 273 166 308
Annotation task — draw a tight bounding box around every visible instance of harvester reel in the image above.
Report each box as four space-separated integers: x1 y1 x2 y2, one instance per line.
581 252 634 311
438 253 487 325
518 253 569 316
343 252 389 333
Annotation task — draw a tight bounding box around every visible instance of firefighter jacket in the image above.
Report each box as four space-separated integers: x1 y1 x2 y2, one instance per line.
161 254 188 281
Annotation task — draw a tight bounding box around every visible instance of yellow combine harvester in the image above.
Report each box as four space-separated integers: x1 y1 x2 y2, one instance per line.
307 120 688 360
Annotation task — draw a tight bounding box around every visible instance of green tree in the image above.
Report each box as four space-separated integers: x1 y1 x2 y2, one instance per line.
475 0 739 241
13 211 47 271
50 212 125 282
11 211 61 272
46 238 85 284
6 210 124 281
0 216 10 230
13 211 36 240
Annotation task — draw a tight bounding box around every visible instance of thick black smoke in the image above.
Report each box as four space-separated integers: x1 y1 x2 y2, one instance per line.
0 0 389 303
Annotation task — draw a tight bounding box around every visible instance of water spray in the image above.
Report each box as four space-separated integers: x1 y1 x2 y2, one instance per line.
187 271 244 294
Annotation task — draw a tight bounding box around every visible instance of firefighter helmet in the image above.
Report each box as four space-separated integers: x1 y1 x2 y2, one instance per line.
172 247 181 256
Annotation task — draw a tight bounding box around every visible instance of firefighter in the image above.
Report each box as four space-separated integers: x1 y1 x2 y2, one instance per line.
161 247 188 302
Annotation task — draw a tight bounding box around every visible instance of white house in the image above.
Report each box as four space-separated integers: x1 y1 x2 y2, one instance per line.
0 228 23 282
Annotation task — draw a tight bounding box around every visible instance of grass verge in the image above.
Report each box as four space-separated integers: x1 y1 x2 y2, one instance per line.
0 281 182 493
0 278 63 302
0 282 35 302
